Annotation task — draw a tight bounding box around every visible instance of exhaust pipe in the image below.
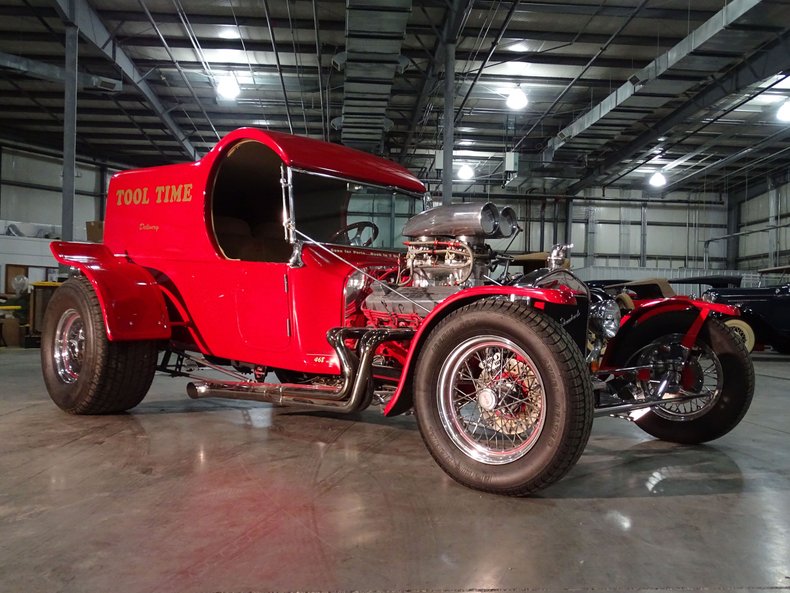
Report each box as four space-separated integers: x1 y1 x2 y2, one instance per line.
187 327 413 413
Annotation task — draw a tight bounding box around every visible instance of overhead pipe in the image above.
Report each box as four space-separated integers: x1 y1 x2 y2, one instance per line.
514 0 649 152
453 1 520 126
261 0 294 134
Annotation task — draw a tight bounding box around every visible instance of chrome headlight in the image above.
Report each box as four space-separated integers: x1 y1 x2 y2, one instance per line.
701 291 716 303
344 270 369 313
590 299 621 339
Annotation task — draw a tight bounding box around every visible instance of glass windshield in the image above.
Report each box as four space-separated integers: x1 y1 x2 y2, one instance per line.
291 170 421 249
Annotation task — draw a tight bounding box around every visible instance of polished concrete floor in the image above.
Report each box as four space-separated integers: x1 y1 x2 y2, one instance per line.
0 347 788 593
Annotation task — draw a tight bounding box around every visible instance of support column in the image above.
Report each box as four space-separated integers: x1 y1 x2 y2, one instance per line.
441 29 456 205
726 194 740 269
640 202 647 267
564 198 573 245
62 23 78 242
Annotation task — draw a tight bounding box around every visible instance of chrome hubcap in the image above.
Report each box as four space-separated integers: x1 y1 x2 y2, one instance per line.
54 308 85 384
437 336 546 465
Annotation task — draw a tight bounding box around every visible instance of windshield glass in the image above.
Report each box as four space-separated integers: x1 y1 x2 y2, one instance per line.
291 170 421 249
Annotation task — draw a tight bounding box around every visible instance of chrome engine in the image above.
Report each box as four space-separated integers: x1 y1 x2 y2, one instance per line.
400 202 518 287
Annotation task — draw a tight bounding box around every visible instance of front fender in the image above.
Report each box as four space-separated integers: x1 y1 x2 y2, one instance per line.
382 286 577 417
50 241 170 341
599 297 735 369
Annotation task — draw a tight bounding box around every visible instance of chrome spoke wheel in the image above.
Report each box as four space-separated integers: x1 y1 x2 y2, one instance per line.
53 308 85 384
635 333 723 421
437 336 546 465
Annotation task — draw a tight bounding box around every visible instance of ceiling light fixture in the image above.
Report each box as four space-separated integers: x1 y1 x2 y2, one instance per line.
458 164 475 180
506 86 528 110
649 171 667 188
777 100 790 122
216 75 241 100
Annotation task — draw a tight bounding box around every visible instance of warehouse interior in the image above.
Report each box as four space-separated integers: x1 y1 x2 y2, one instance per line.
1 1 789 592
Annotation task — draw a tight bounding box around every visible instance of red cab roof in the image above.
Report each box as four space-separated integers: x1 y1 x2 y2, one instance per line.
210 128 426 195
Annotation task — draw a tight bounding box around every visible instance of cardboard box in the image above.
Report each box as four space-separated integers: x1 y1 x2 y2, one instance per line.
1 316 22 347
86 220 104 243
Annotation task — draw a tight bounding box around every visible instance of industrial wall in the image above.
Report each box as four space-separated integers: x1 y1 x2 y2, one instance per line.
738 179 790 270
0 147 106 292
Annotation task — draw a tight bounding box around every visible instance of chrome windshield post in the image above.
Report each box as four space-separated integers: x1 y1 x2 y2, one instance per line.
280 164 297 244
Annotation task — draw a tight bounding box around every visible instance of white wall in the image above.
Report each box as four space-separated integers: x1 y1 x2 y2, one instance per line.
0 147 107 292
739 179 790 269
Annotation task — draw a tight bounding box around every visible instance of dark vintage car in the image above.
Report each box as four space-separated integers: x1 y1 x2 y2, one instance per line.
703 266 790 353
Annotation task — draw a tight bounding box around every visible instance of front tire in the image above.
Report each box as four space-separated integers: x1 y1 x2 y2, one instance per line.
614 312 753 444
413 300 593 496
41 276 158 414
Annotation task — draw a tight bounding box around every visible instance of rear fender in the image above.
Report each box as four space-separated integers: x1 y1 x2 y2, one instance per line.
599 297 732 369
50 241 170 341
382 286 577 417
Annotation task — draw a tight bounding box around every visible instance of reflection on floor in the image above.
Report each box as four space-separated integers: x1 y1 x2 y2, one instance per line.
1 348 788 593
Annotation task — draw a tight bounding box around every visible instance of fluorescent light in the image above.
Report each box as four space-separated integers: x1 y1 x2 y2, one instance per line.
457 164 475 180
649 171 667 187
506 86 528 110
777 101 790 122
216 75 240 100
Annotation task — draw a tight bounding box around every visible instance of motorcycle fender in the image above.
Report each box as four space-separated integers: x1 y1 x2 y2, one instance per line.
600 299 717 369
382 287 577 417
50 241 171 341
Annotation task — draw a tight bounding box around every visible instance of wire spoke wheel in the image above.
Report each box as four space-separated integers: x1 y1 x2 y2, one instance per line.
439 336 547 465
413 300 593 496
612 312 754 444
634 333 723 421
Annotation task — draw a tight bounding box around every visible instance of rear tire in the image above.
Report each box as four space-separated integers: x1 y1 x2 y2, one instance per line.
413 300 593 496
41 276 158 414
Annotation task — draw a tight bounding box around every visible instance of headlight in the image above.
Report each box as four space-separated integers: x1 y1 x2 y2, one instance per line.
590 299 621 339
344 270 369 313
701 291 716 303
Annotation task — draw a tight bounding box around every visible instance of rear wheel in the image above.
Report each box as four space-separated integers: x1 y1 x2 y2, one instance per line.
413 300 593 496
41 276 158 414
615 312 753 444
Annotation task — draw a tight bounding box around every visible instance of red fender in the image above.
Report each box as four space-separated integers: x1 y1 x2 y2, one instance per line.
598 297 738 370
382 286 577 417
50 241 171 341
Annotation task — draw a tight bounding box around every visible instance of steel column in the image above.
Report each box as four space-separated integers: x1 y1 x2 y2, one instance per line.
61 24 78 243
441 7 457 206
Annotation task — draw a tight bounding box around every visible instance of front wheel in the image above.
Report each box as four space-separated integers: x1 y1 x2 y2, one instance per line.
413 300 593 496
41 276 158 414
617 312 754 444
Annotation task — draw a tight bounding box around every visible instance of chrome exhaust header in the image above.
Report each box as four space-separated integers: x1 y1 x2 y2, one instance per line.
186 327 414 413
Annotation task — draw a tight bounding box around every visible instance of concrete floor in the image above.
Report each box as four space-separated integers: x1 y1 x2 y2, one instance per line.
0 347 788 593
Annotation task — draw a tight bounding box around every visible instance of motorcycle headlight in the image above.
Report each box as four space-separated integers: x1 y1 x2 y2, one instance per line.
590 299 621 339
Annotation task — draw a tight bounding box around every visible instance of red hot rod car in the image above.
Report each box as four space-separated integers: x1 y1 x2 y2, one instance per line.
41 128 754 496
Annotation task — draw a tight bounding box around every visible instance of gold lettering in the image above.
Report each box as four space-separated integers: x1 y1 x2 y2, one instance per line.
116 189 124 206
132 188 143 205
170 184 182 202
123 189 133 206
182 183 192 202
155 185 165 203
141 187 149 204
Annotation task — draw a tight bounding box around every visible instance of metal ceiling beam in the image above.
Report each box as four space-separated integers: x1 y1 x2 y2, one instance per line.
568 30 790 194
541 0 763 164
51 0 197 161
0 51 121 91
